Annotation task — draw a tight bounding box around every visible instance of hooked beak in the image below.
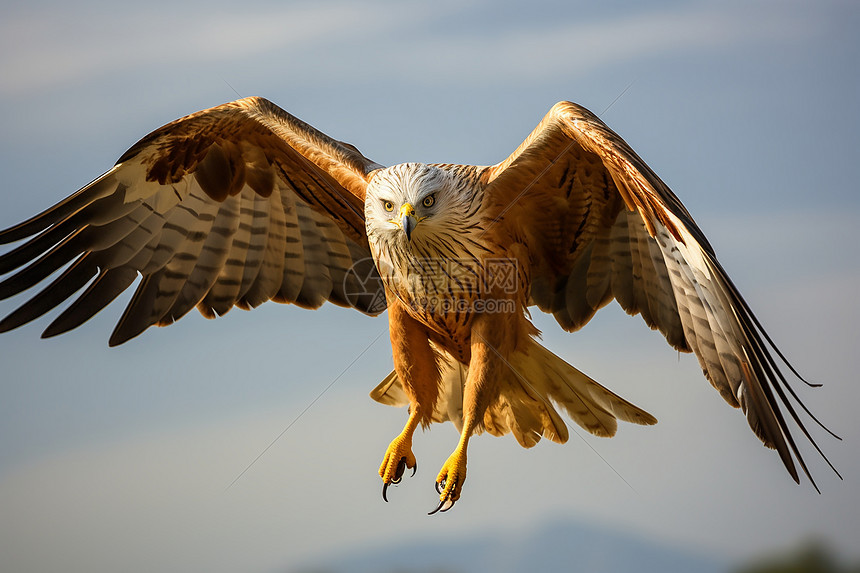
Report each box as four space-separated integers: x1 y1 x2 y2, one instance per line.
399 203 417 241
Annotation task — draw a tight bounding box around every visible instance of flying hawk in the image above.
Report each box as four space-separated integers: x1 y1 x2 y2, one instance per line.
0 97 838 513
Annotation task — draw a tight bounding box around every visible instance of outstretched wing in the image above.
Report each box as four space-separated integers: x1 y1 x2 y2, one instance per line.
484 101 838 489
0 97 386 346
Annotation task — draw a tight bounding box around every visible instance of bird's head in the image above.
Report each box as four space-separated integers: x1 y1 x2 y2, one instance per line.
365 163 469 248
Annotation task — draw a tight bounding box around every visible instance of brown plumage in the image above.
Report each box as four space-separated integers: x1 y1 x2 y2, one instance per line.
0 97 838 511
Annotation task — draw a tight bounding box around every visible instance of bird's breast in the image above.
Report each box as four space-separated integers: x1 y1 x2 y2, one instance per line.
375 240 519 360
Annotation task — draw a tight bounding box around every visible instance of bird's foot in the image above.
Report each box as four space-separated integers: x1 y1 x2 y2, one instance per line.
379 435 417 502
429 447 467 514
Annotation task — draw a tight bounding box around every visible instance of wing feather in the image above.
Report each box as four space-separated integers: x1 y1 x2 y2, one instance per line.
43 267 140 337
235 192 273 308
485 100 837 488
0 97 386 344
646 222 685 348
241 187 287 310
154 189 221 325
584 224 612 309
293 200 333 309
200 192 252 317
273 185 306 304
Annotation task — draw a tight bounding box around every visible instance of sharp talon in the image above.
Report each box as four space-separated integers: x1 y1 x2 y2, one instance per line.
428 497 455 515
382 481 392 502
394 456 407 482
428 498 447 515
411 462 417 477
382 456 416 502
435 480 444 495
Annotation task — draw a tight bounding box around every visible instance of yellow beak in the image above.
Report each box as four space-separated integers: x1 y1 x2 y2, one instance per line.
399 203 417 241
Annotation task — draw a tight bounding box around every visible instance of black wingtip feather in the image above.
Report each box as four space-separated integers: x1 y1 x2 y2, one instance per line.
42 266 140 339
0 171 118 245
706 253 840 490
714 257 841 442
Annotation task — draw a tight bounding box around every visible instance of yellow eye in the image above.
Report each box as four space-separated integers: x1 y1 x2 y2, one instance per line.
422 195 435 208
383 200 394 212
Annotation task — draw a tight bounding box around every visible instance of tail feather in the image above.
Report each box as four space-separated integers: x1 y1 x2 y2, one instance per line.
511 341 657 439
369 339 656 447
369 354 467 430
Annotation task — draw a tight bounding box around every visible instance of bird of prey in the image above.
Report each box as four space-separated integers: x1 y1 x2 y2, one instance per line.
0 97 838 513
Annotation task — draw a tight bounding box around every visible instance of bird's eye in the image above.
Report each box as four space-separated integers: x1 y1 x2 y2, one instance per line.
383 200 394 212
422 195 435 208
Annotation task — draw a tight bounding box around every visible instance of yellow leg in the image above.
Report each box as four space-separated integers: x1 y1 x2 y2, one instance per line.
430 424 473 514
381 301 440 502
430 313 514 514
379 407 420 501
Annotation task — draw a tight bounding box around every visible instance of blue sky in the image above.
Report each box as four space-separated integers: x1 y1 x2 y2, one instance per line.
0 1 858 572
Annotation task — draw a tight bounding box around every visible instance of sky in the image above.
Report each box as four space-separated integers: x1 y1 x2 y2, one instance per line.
0 1 858 572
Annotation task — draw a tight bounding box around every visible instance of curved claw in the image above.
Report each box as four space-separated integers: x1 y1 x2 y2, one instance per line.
382 480 393 502
428 497 455 515
382 457 417 502
393 456 407 483
429 477 457 515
